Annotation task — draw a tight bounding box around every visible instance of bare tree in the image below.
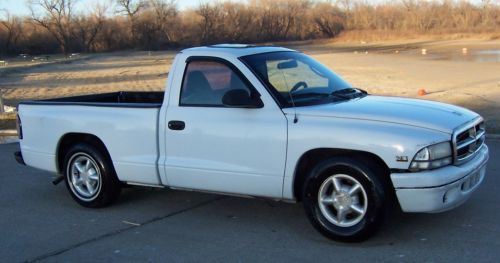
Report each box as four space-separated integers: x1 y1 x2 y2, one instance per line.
128 0 178 49
115 0 147 43
29 0 77 56
149 0 178 45
251 0 311 41
337 0 352 12
196 3 223 44
97 17 129 51
0 9 23 55
116 0 147 19
220 2 253 42
0 0 498 56
73 3 108 52
312 3 345 37
195 2 255 44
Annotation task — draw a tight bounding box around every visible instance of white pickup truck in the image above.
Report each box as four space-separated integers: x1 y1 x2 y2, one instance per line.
15 44 489 242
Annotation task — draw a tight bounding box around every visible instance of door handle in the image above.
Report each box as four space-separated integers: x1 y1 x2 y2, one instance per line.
168 120 185 130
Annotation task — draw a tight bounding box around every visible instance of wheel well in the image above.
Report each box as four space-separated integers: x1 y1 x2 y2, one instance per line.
293 148 392 201
56 133 111 174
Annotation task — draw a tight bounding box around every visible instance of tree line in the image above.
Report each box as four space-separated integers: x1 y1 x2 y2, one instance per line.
0 0 499 57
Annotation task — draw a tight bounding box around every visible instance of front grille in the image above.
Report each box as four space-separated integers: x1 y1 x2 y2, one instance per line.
453 119 485 165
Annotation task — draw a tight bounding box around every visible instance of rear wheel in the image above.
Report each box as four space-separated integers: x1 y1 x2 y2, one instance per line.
303 157 387 242
63 143 121 208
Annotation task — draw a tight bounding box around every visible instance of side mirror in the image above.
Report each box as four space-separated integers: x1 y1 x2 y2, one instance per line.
222 89 263 108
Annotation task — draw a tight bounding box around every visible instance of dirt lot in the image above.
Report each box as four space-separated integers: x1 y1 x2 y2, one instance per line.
0 51 175 102
0 39 499 132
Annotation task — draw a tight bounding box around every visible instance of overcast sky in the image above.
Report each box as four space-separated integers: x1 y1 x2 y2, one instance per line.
0 0 491 17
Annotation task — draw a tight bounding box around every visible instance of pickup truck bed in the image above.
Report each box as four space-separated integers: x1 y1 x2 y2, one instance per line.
21 91 164 107
18 91 163 185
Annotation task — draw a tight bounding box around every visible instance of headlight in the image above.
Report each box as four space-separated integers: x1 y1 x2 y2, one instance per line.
409 141 452 171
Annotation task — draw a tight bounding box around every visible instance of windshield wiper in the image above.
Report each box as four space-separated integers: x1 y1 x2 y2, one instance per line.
329 89 354 99
330 87 368 99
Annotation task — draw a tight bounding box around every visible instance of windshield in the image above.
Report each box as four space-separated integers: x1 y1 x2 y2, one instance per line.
241 51 364 107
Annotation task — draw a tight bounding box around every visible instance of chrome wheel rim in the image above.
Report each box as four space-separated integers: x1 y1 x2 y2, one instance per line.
67 153 102 201
318 174 368 227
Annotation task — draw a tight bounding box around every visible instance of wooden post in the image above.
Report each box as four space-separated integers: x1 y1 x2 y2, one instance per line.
0 90 4 113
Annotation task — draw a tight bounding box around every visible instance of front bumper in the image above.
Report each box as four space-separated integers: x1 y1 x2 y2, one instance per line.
390 144 489 213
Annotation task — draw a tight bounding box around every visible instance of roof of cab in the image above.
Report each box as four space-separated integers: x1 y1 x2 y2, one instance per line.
180 44 296 58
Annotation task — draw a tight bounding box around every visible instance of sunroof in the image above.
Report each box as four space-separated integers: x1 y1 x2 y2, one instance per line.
208 44 258 48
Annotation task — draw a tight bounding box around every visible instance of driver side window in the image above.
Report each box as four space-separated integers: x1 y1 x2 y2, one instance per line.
180 60 253 106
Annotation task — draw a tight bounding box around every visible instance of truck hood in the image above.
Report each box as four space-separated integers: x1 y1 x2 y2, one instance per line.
292 96 479 134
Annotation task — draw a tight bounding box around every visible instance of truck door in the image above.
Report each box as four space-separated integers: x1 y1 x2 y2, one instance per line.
163 57 287 198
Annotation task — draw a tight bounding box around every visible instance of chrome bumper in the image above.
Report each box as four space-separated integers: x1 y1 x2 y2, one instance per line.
390 144 489 213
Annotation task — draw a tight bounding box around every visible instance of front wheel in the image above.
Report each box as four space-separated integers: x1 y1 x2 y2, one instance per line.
63 143 121 208
303 157 387 242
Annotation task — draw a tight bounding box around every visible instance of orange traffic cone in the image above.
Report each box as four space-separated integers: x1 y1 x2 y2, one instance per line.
418 89 427 96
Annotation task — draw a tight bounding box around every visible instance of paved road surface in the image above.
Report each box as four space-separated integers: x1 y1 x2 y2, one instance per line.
1 141 498 262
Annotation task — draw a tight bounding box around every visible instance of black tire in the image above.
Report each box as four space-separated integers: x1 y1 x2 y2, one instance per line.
302 157 387 242
63 143 121 208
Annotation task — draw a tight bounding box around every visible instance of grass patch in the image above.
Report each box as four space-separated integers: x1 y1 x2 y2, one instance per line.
0 112 16 120
0 120 15 130
0 113 16 130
